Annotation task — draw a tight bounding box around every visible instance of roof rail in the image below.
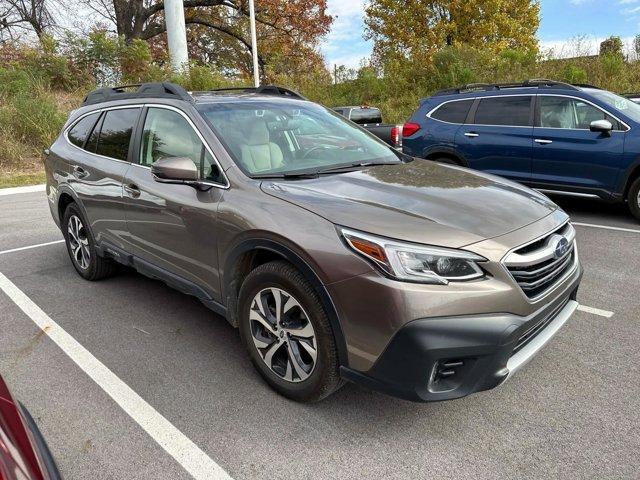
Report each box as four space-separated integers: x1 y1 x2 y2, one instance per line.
432 79 586 97
198 84 308 100
81 82 192 106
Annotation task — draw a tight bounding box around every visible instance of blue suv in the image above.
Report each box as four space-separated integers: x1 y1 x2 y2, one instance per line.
402 79 640 221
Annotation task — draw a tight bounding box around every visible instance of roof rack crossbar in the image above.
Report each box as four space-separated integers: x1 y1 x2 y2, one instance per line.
81 82 308 107
81 82 193 107
432 79 587 97
200 84 308 100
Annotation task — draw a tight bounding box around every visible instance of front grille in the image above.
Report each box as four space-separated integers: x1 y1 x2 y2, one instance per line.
512 296 570 355
504 223 576 299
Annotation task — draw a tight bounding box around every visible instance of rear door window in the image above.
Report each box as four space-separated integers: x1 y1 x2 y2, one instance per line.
473 96 532 126
67 112 101 148
94 108 140 161
431 100 474 124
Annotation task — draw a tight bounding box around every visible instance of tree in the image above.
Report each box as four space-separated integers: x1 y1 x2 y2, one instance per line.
73 0 332 79
0 0 55 41
365 0 540 62
600 36 623 57
634 34 640 61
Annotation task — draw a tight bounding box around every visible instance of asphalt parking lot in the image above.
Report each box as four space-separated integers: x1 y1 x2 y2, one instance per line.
1 187 639 480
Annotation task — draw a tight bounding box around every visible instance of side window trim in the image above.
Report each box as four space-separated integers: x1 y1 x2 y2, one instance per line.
66 112 101 150
535 94 630 132
134 103 229 189
426 98 475 125
64 106 142 164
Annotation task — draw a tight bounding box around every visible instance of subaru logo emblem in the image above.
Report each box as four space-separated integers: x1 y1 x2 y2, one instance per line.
554 236 570 259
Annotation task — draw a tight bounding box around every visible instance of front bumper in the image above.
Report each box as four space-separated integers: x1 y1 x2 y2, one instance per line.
340 277 581 403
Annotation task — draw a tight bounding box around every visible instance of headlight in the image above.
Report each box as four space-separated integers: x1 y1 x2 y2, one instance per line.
341 228 486 285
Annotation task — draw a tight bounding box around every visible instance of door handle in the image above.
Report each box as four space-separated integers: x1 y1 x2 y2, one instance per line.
124 183 141 198
72 165 89 179
464 132 479 138
534 139 553 144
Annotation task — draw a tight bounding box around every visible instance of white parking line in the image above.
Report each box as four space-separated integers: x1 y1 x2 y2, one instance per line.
573 222 640 234
0 184 45 196
577 304 614 318
0 272 234 480
0 240 64 256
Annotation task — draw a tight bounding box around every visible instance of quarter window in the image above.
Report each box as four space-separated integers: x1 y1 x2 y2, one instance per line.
539 96 621 130
431 100 474 124
67 112 100 148
94 108 140 161
473 96 532 126
140 108 224 184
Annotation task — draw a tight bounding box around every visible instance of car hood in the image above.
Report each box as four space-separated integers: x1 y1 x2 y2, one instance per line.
260 160 557 248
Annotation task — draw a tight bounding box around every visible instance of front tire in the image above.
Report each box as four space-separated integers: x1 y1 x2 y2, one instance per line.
628 177 640 222
62 203 117 281
238 261 342 402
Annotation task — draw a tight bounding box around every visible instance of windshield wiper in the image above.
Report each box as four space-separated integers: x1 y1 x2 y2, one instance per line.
253 161 400 180
253 171 319 179
315 161 400 174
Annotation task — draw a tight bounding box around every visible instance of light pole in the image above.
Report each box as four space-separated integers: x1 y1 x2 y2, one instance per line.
248 0 260 87
165 0 189 72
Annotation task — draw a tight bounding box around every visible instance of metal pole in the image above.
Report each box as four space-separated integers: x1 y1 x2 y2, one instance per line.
165 0 189 72
248 0 260 87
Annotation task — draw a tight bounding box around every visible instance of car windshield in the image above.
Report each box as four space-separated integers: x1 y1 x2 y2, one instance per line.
590 89 640 123
197 100 399 177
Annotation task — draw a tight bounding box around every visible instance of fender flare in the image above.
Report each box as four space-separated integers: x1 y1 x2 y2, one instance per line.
422 145 468 166
223 238 349 367
55 184 89 226
616 157 640 197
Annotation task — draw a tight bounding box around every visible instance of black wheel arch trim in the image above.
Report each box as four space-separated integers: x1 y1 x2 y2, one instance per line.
223 238 349 367
56 184 88 226
618 157 640 197
422 145 468 166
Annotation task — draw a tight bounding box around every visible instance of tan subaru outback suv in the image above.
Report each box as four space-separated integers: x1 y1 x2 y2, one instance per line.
45 83 582 402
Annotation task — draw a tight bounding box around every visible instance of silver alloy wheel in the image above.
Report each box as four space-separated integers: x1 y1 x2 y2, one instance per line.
249 287 317 383
67 214 90 270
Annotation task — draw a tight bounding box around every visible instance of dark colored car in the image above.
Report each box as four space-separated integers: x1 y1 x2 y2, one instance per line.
624 93 640 104
45 82 582 403
402 79 640 221
0 375 62 479
333 106 401 148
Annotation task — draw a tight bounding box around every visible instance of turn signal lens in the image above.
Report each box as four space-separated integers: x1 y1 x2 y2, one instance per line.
346 238 388 264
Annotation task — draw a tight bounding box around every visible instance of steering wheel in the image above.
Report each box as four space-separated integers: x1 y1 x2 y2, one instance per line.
301 145 329 159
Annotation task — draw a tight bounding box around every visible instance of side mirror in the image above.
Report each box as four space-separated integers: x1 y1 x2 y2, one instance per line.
151 157 199 182
590 119 613 135
151 157 212 191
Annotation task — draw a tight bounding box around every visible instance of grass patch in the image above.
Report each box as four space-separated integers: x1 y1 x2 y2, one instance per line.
0 170 46 188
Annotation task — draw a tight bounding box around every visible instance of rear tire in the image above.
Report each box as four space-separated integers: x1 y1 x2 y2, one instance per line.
628 177 640 222
238 260 342 402
62 203 117 281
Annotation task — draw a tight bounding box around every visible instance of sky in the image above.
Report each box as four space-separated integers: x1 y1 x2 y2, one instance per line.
320 0 640 68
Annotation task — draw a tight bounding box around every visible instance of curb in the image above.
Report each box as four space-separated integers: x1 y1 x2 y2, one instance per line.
0 184 46 196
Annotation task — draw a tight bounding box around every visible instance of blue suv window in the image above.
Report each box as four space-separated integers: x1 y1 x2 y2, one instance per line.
473 96 531 126
431 100 473 123
539 96 623 130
